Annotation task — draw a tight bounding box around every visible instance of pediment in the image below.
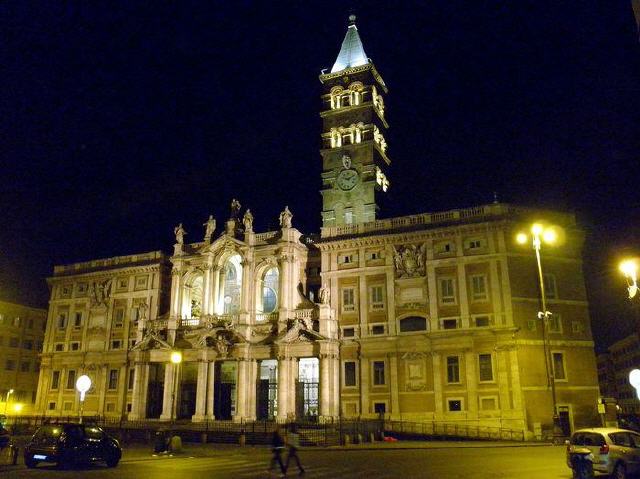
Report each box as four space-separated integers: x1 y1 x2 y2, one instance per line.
132 332 172 351
277 322 325 344
198 234 246 255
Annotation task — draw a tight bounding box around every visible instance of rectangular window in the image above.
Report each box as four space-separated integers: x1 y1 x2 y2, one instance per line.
71 342 80 351
547 314 562 333
370 286 384 310
371 324 385 335
5 360 15 371
478 354 493 382
467 239 483 250
113 308 125 328
51 371 60 390
9 337 19 348
108 369 119 390
442 318 458 330
527 319 537 331
345 211 353 224
342 288 355 312
20 361 30 372
439 278 456 304
544 274 557 299
470 275 487 301
57 313 67 329
446 356 460 383
48 402 56 410
373 361 386 385
572 321 583 333
22 339 33 350
64 401 73 411
106 402 115 412
342 327 355 338
374 402 386 414
55 343 65 352
447 399 462 412
344 362 357 387
74 312 83 328
111 340 122 350
27 318 34 329
66 370 76 390
128 368 135 390
474 316 490 327
13 317 21 327
552 352 566 380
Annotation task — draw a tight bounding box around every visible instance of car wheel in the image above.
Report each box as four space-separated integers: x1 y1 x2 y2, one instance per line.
24 456 38 469
105 454 120 468
613 463 627 479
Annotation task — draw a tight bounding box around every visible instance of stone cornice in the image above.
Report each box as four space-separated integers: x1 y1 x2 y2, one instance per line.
48 263 164 284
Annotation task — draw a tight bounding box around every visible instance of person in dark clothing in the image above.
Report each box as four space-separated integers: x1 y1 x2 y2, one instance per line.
269 425 286 477
285 424 305 476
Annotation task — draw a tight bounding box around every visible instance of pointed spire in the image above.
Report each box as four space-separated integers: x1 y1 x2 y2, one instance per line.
330 15 370 73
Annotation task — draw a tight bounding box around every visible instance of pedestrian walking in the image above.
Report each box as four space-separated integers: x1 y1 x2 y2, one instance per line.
285 424 305 476
269 425 286 477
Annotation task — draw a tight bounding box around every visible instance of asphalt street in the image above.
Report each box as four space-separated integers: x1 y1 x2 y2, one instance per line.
1 445 574 479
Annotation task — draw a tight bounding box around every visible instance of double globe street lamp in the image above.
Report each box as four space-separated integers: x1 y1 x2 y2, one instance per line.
517 222 564 441
170 351 182 422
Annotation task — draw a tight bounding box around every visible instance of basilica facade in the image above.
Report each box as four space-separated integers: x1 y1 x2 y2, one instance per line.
35 17 599 438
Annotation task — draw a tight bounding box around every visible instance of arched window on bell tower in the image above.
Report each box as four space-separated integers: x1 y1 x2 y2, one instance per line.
216 254 243 315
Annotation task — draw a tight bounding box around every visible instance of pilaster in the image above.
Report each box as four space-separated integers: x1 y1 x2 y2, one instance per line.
192 360 209 422
456 263 470 328
432 353 443 418
464 351 478 419
160 363 175 421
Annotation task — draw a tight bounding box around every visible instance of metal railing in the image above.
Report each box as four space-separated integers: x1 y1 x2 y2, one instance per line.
6 416 527 445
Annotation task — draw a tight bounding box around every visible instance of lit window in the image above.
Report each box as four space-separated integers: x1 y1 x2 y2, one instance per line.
370 286 384 310
373 361 386 385
108 369 119 390
66 370 76 390
544 274 557 299
478 354 493 382
260 267 279 314
439 278 456 304
113 308 125 328
467 239 483 250
344 362 357 387
342 288 355 312
446 356 460 383
552 352 566 380
470 275 487 301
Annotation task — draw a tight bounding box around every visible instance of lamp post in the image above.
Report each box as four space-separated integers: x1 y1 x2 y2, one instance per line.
619 259 638 300
75 375 92 424
3 389 14 415
517 223 563 441
170 351 182 422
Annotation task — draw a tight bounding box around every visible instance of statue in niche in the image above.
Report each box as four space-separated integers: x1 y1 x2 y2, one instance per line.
279 206 293 228
89 279 112 307
136 299 148 321
215 336 229 358
319 283 331 305
203 215 216 242
230 198 242 219
174 223 187 245
392 243 427 278
243 209 254 232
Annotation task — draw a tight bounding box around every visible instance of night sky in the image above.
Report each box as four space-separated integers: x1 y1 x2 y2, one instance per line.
2 1 639 350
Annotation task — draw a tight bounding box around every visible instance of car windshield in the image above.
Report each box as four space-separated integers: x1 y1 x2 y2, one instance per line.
33 425 63 445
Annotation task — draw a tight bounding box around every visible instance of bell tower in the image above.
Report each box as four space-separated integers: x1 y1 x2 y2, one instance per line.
319 15 390 229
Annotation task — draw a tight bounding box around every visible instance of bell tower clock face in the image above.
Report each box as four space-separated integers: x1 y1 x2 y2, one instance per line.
336 168 359 191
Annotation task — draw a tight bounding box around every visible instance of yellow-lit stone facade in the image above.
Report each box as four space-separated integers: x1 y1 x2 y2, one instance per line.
319 204 599 437
0 300 46 414
34 18 599 438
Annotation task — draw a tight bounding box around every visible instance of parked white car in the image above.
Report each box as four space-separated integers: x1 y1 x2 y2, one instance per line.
567 428 640 478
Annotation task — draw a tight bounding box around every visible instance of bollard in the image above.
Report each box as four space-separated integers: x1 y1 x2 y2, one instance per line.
200 432 207 444
343 434 350 446
169 435 182 453
369 432 375 443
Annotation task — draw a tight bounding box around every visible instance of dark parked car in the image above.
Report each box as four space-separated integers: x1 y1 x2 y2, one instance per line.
23 423 121 469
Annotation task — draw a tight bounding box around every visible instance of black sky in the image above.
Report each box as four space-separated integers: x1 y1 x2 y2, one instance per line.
1 1 639 351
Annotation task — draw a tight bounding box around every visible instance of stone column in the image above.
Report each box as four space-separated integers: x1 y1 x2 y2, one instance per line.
320 354 331 417
192 360 209 422
456 263 470 328
129 362 149 420
276 355 290 421
169 269 182 318
246 359 258 420
432 353 443 419
210 266 221 315
389 354 400 417
160 363 175 421
235 359 248 421
206 360 216 419
426 264 438 326
202 264 212 317
464 351 478 419
360 357 370 416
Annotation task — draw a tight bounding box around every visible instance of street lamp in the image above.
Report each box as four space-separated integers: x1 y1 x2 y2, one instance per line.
619 259 638 299
517 222 563 441
170 351 182 422
75 375 92 424
3 389 14 415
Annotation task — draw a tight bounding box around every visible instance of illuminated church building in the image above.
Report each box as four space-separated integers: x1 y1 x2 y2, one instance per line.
37 17 599 438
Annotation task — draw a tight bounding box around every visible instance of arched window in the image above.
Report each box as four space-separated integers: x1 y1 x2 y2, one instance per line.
181 273 203 318
258 267 279 316
217 254 243 315
399 316 428 333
